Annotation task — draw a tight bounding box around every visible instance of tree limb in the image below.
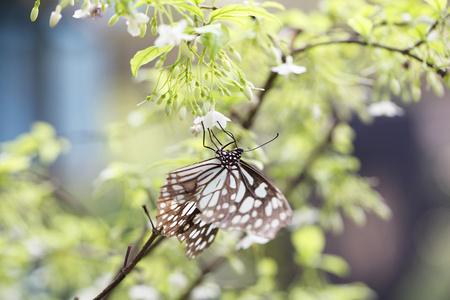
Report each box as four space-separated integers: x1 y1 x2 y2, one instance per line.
92 228 162 300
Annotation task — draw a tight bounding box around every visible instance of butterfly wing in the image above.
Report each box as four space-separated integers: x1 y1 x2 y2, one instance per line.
156 198 218 259
157 159 223 258
193 159 292 239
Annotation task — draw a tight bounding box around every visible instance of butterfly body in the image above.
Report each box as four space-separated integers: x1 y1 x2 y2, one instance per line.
157 138 292 259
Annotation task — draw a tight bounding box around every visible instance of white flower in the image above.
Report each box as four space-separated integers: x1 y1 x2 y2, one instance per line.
154 20 195 48
124 5 150 37
191 282 221 300
49 5 62 27
73 1 105 19
127 110 146 127
190 124 203 137
194 110 231 130
128 285 160 300
288 207 320 230
271 56 307 75
367 101 405 117
168 272 188 289
312 104 322 120
236 233 270 250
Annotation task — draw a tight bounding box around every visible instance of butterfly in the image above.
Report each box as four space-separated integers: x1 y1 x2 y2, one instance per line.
156 125 292 259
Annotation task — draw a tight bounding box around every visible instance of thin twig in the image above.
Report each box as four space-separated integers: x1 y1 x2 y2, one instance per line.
292 38 447 75
242 71 279 129
178 256 227 300
92 228 162 300
123 246 132 269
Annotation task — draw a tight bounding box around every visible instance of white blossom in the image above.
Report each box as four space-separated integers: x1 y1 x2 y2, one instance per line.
368 101 405 117
288 207 320 230
312 104 322 120
154 20 195 48
194 110 231 130
271 56 307 75
190 124 203 137
73 1 105 19
49 5 62 27
168 272 188 289
236 233 270 250
128 285 160 300
127 110 146 127
191 282 221 300
124 5 150 37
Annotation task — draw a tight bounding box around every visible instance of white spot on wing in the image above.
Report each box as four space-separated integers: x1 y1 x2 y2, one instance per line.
241 168 254 185
255 183 268 198
239 197 254 213
265 203 273 216
235 182 246 203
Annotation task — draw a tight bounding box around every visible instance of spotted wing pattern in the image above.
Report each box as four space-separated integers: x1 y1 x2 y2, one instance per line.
156 149 292 259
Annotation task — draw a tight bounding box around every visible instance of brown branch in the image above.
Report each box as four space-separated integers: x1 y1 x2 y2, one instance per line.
284 119 338 197
292 38 448 76
242 71 279 129
92 228 162 300
178 256 227 300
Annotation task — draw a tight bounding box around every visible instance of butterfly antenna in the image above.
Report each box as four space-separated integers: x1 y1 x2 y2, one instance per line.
201 122 216 152
216 121 238 148
246 133 280 152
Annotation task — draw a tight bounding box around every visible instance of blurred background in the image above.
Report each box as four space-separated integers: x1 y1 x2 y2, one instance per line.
2 0 450 299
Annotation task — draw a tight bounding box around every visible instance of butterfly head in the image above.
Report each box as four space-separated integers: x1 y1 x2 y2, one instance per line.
216 147 244 166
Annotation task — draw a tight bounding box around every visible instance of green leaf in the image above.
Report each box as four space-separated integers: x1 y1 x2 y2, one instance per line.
130 45 173 77
292 226 325 263
424 0 448 11
189 0 205 5
348 17 373 36
261 1 285 10
197 24 230 59
209 4 280 24
319 254 350 277
0 154 30 173
178 3 204 20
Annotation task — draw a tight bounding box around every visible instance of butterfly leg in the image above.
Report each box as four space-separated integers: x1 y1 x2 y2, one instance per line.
201 122 216 152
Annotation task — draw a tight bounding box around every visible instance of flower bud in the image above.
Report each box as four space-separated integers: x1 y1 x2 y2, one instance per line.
178 105 187 120
195 105 203 116
155 54 166 69
151 17 158 35
157 93 165 105
165 104 172 116
172 65 180 78
241 85 253 101
49 5 62 28
30 6 39 22
173 95 179 110
223 87 232 97
108 14 119 26
222 59 232 72
140 23 147 38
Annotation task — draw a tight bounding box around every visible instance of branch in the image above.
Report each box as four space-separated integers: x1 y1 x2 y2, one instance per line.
178 256 227 300
284 119 338 196
242 71 279 129
92 228 162 300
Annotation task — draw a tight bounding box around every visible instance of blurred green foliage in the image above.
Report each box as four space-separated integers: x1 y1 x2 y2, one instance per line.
4 0 450 299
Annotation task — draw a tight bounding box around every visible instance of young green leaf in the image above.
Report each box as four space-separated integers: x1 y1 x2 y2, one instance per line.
178 3 204 21
209 4 280 24
197 24 230 59
130 45 173 77
348 17 373 36
424 0 448 11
